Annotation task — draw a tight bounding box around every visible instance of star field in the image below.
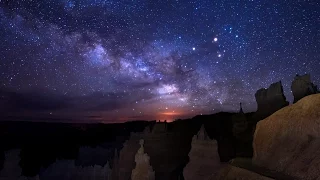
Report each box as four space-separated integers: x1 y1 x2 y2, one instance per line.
0 0 319 122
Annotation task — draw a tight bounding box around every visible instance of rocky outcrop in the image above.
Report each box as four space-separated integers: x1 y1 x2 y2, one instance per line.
0 150 39 180
254 81 289 120
151 122 167 134
117 133 141 180
112 126 151 180
151 128 199 179
0 150 22 179
39 159 111 180
216 165 274 180
232 103 248 139
232 103 252 157
113 123 188 180
291 74 318 103
253 94 320 180
111 149 119 180
75 146 110 166
131 139 155 180
183 125 222 180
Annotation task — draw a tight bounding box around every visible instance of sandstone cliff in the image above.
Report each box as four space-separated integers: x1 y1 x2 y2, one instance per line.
253 94 320 180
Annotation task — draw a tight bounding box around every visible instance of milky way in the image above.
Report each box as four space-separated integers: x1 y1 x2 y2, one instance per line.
0 0 319 122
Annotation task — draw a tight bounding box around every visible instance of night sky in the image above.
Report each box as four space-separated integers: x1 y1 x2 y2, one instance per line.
0 0 319 122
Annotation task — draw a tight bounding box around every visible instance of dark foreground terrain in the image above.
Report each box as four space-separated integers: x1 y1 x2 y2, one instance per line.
0 120 150 176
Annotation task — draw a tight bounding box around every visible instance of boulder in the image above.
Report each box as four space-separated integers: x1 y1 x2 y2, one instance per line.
291 74 318 103
253 94 320 179
254 81 289 120
183 125 222 180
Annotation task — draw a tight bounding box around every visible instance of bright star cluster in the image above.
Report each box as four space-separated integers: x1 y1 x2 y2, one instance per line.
0 0 319 122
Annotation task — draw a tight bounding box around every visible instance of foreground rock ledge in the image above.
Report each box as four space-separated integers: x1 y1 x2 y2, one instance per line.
216 165 274 180
253 94 320 180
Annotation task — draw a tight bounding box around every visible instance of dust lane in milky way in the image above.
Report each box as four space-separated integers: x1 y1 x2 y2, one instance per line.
0 1 319 122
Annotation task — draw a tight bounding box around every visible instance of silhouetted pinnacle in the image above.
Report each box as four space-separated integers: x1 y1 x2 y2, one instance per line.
239 102 244 114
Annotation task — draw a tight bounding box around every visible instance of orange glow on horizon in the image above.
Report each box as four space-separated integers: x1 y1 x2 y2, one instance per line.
160 111 181 116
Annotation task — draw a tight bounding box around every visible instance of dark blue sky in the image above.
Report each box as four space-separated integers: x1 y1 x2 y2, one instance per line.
0 0 319 122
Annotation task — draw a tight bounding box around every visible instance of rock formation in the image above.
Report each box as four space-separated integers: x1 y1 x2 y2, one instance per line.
114 122 192 180
151 122 167 134
111 149 119 180
131 139 155 180
143 122 190 180
232 103 253 157
291 74 318 103
143 126 151 134
75 146 110 167
232 103 248 138
117 133 141 180
254 81 289 120
0 150 22 179
253 94 320 180
40 160 110 180
183 125 221 180
111 126 153 180
0 150 39 180
40 160 76 180
38 159 111 180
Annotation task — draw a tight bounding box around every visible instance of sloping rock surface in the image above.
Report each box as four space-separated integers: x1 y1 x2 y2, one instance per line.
253 94 320 180
216 165 274 180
